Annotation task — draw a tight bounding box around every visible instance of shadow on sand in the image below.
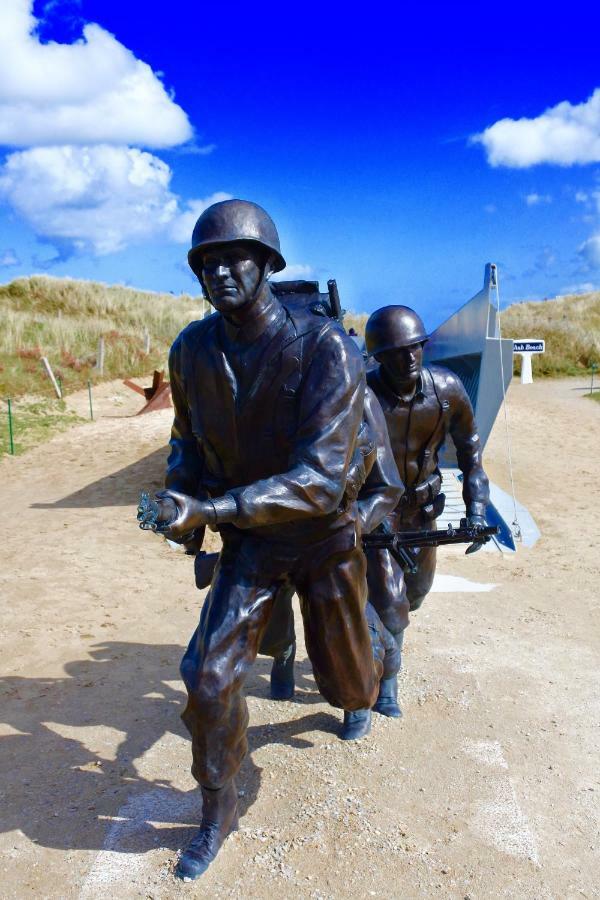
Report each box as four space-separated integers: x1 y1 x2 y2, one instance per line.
0 641 335 856
30 448 168 509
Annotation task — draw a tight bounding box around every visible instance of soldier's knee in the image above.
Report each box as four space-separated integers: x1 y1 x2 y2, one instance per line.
183 658 234 720
379 605 409 635
409 593 427 612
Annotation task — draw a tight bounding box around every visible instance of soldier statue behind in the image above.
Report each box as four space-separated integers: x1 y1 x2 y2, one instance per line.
362 304 490 713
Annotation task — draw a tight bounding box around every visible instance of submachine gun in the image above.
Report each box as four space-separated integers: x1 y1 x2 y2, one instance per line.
362 520 499 574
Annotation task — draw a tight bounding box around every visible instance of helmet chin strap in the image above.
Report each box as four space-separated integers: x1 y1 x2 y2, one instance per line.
197 251 274 313
250 253 274 304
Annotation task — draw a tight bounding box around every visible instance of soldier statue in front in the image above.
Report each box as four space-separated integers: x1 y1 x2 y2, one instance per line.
138 199 398 880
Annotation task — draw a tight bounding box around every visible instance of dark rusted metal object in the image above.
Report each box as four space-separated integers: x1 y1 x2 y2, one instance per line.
124 370 172 415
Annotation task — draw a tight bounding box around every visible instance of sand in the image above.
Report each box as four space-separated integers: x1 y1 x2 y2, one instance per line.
0 377 598 899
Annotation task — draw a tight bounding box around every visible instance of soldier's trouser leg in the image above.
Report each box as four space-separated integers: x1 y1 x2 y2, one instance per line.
259 586 295 657
364 546 410 645
364 546 410 717
180 542 287 789
295 545 382 711
259 587 296 700
405 545 437 611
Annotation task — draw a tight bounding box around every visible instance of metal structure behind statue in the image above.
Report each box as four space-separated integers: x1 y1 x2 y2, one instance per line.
424 263 513 456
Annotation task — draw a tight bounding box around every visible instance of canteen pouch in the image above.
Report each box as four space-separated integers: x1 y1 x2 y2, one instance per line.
194 551 220 589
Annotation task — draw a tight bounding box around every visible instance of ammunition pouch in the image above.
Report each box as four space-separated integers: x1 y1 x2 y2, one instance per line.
420 491 446 522
400 470 442 510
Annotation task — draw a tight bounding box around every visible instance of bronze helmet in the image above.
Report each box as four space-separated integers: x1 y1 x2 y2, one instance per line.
188 199 286 276
364 306 429 356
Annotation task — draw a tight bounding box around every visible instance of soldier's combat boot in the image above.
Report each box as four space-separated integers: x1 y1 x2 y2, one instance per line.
340 708 372 740
270 641 295 700
175 780 239 881
374 630 403 717
373 675 402 718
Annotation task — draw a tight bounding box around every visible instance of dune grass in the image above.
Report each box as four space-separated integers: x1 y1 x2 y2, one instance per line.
0 397 83 456
500 291 600 377
1 275 597 455
0 275 199 399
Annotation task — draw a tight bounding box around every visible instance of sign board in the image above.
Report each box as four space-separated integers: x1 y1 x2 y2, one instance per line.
513 340 545 354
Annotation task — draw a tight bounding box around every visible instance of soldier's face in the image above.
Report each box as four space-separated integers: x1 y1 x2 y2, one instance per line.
200 243 266 314
377 342 424 381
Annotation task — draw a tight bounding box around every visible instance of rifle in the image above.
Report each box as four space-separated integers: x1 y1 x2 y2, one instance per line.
327 279 344 321
362 519 499 574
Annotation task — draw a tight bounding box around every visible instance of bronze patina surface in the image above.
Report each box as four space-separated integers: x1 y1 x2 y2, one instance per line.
138 199 396 880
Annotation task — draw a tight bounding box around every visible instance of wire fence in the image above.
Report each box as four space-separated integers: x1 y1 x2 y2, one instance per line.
1 327 172 455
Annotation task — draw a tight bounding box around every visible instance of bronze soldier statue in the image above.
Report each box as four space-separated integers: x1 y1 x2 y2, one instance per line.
362 305 490 715
261 383 406 733
138 200 401 880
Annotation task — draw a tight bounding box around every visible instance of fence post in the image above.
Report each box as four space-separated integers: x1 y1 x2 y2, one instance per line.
7 398 15 455
41 356 62 398
143 329 151 354
591 362 597 394
87 380 94 420
96 337 105 376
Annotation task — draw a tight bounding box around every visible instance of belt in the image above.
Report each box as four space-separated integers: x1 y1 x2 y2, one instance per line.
399 471 442 508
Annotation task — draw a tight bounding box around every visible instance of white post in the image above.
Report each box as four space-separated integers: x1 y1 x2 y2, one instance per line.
41 356 62 398
96 337 105 375
143 329 151 354
519 353 533 384
513 339 545 386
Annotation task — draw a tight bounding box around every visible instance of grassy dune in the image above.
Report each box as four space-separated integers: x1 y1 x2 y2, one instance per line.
0 275 198 399
501 292 600 377
1 276 598 403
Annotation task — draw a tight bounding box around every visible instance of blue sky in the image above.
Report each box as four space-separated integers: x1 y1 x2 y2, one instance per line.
1 0 600 329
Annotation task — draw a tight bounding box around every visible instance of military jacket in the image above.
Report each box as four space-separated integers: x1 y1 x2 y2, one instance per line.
166 293 369 543
367 364 489 519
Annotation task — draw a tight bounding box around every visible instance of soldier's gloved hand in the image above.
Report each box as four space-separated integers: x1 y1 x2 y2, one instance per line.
155 489 212 541
465 514 486 555
137 491 178 532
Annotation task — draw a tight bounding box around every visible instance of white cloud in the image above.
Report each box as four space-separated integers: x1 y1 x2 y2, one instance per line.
474 88 600 168
575 191 589 203
169 193 233 244
271 264 314 281
0 146 229 256
0 248 20 266
578 234 600 268
0 0 192 148
561 281 598 294
576 189 600 269
525 192 552 206
0 3 234 258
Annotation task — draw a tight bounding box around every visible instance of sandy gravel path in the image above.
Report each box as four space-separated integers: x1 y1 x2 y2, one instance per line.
0 378 598 899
